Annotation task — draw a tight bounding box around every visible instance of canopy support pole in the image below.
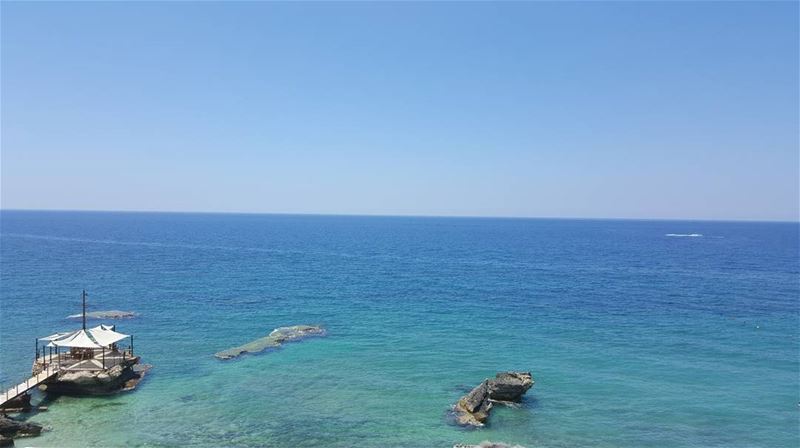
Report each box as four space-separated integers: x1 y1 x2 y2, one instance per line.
82 289 88 330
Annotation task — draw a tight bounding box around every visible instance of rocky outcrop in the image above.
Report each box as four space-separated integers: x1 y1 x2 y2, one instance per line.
0 394 31 412
67 310 137 320
487 372 533 402
452 372 534 427
453 381 493 426
120 364 152 392
0 416 42 439
43 359 141 396
215 325 326 360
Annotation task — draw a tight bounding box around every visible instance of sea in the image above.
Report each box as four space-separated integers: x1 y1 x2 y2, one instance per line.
0 210 797 447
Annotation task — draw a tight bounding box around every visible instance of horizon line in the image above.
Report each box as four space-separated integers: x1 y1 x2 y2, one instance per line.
0 207 798 224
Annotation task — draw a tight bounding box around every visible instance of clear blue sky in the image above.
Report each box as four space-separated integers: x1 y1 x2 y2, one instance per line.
1 1 798 221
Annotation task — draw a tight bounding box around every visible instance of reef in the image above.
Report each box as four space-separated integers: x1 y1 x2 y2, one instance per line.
453 372 533 427
66 310 137 320
215 325 326 360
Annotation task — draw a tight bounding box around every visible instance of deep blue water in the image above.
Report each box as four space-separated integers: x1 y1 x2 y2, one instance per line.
0 211 797 447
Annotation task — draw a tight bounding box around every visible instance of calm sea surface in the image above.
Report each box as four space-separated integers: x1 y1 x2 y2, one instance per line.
0 211 797 447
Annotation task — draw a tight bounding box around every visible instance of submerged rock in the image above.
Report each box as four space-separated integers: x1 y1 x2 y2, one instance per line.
452 371 534 427
0 416 42 439
215 325 326 360
66 310 137 320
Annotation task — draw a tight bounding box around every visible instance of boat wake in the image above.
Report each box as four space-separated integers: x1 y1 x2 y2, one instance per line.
665 233 703 237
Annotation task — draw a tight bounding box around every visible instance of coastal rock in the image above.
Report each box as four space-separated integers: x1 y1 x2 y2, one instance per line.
0 416 42 439
452 372 534 427
120 364 152 392
44 359 139 396
0 434 12 447
0 394 31 412
487 372 533 402
453 381 493 426
215 325 325 360
66 310 137 320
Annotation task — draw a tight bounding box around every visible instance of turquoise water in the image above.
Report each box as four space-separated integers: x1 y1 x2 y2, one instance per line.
0 211 797 447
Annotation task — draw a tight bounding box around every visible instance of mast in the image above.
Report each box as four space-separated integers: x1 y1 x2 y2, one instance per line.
82 289 87 330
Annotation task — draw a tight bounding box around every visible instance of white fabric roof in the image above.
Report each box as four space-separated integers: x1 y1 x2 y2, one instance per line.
89 325 129 346
40 331 71 341
40 325 130 348
51 329 103 348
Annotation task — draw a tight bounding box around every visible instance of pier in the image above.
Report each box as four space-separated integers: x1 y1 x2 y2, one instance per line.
1 346 136 409
0 366 58 409
1 291 137 410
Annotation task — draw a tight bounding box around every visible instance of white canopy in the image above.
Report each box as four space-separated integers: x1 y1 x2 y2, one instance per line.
89 325 129 346
50 329 103 348
40 331 71 341
39 325 130 348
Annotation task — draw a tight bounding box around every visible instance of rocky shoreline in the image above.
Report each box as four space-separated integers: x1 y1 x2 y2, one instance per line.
0 356 150 446
0 416 42 447
452 372 534 427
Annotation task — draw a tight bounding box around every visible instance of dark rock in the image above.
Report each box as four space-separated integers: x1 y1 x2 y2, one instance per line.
452 371 534 427
120 364 152 392
0 416 42 438
0 394 31 412
215 325 326 360
487 372 534 402
0 434 12 447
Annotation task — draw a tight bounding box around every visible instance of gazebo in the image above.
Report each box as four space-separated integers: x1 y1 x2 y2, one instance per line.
36 324 134 372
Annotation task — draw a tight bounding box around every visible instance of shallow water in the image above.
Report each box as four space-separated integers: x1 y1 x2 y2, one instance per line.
0 211 797 447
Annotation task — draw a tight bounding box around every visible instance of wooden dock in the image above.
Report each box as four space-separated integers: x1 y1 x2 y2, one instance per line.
0 366 58 409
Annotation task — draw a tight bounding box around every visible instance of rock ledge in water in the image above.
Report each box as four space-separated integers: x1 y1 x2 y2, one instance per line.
43 358 146 396
452 372 534 427
66 310 137 320
0 416 43 441
214 325 326 360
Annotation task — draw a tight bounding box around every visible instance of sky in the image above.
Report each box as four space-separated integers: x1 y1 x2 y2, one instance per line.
1 1 798 221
